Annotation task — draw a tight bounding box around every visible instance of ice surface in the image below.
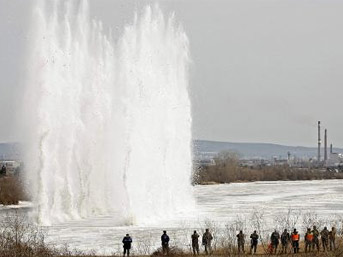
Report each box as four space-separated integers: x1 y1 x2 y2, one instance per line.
40 180 343 254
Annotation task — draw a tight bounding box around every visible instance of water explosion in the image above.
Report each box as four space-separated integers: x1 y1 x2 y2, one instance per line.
24 0 194 225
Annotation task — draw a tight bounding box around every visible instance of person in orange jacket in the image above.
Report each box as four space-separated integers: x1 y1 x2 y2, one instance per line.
305 228 313 253
291 229 300 254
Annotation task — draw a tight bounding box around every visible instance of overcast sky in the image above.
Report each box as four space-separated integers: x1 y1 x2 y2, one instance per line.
1 0 343 147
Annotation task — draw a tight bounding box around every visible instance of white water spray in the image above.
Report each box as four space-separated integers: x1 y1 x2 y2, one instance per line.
24 0 194 225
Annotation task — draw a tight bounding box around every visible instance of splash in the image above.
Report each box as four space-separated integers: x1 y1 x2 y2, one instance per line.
24 0 194 225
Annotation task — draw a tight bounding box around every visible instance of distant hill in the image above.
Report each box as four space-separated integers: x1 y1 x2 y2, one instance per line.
194 140 343 160
1 141 342 161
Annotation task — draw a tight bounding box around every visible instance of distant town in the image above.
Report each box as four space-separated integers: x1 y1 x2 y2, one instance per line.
194 121 343 173
194 143 343 173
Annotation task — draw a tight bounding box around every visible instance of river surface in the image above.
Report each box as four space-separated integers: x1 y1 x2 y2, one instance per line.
1 180 343 254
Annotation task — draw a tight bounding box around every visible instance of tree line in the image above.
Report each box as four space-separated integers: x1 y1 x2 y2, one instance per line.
194 151 343 184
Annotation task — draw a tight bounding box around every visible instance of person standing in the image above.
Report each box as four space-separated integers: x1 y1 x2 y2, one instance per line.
191 230 200 255
291 229 300 254
312 225 320 252
236 230 245 253
202 229 213 255
320 227 329 251
250 230 259 255
329 227 336 251
280 229 290 254
0 164 6 176
304 228 313 253
270 230 280 254
122 234 132 257
161 231 170 255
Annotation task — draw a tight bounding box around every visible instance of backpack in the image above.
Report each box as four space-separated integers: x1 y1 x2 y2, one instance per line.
202 236 206 245
162 235 169 244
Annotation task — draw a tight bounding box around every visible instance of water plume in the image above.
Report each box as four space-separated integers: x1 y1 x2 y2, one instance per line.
23 0 194 225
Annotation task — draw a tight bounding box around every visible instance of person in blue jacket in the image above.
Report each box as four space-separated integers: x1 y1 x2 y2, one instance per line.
161 230 170 255
122 233 132 256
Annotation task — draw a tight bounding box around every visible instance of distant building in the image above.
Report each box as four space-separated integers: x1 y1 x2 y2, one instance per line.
326 153 343 168
239 159 269 168
194 158 215 167
272 157 289 166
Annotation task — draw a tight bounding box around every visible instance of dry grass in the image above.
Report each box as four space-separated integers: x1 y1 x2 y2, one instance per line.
209 239 343 256
0 176 28 205
0 213 99 257
0 212 342 257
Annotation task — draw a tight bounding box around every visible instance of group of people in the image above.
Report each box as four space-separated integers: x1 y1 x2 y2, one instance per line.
236 230 259 254
121 229 214 257
237 226 337 254
121 226 338 256
191 229 213 255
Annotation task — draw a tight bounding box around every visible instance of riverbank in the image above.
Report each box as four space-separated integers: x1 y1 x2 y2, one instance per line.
196 176 343 186
195 160 343 184
1 235 343 257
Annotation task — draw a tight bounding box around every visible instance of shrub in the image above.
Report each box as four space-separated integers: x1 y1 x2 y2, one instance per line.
0 176 28 205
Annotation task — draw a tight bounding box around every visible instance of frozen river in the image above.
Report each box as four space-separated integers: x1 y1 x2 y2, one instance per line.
2 180 343 255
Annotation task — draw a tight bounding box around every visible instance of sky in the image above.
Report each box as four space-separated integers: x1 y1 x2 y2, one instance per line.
0 0 343 147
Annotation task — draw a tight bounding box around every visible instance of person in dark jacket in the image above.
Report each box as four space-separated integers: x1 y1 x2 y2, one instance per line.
320 227 329 251
250 231 259 254
312 225 320 251
202 229 213 255
270 230 280 254
122 234 132 257
236 230 245 253
161 230 170 255
281 229 290 254
191 230 200 255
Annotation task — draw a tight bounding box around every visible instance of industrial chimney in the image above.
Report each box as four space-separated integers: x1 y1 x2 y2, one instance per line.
317 121 321 162
324 129 327 162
